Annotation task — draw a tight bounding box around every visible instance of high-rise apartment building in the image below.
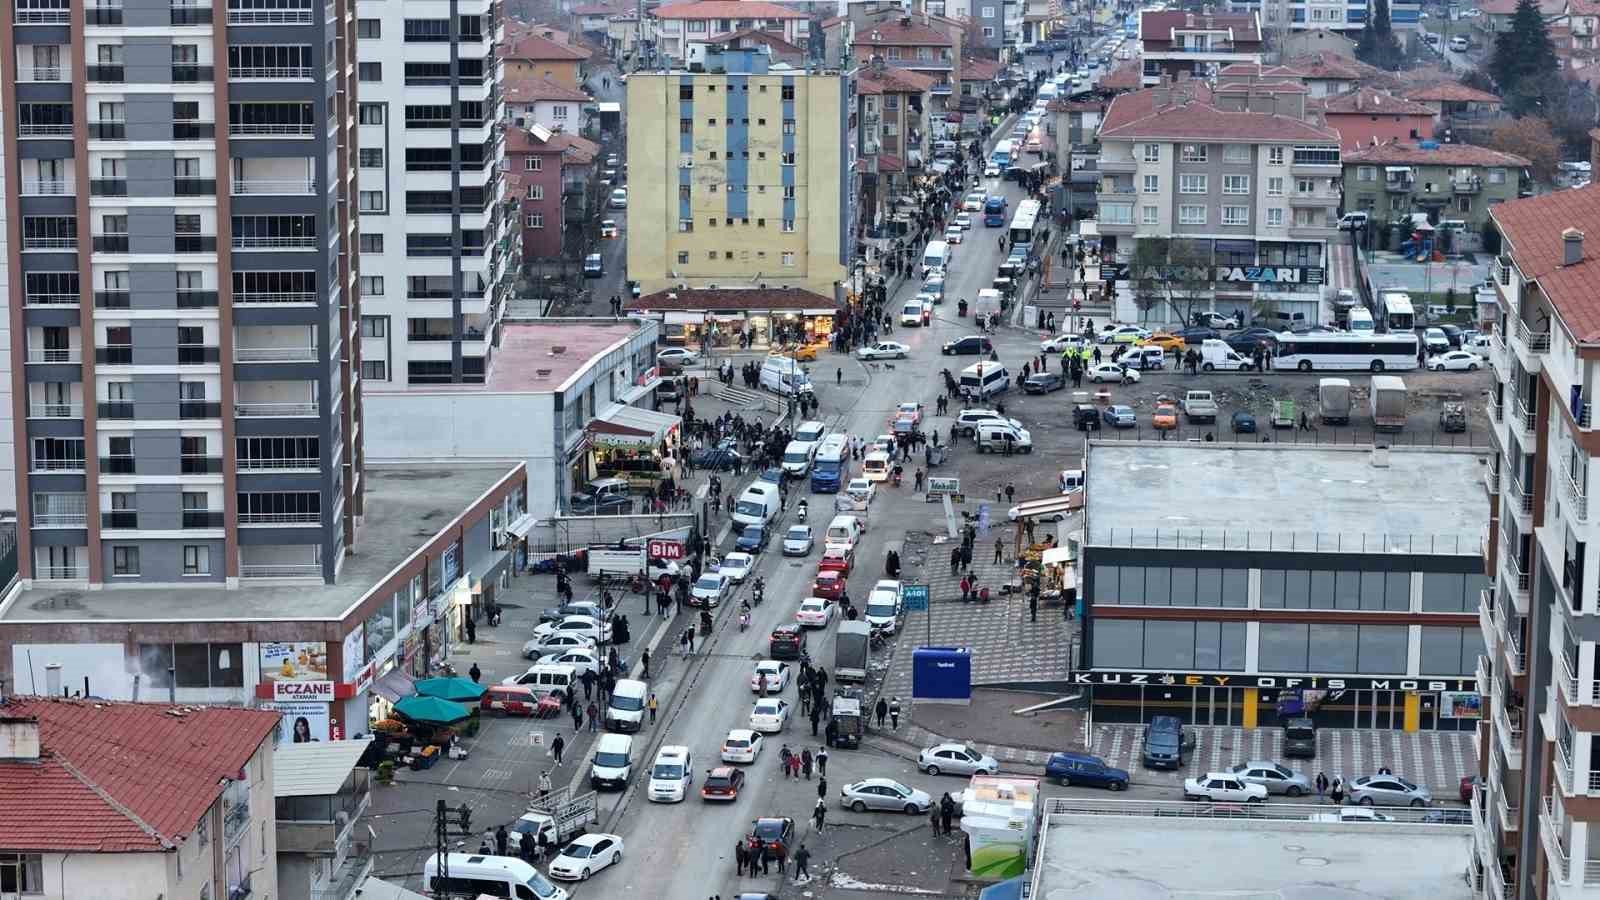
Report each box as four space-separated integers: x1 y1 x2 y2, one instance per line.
3 0 362 585
352 0 510 387
1474 182 1600 900
625 46 852 299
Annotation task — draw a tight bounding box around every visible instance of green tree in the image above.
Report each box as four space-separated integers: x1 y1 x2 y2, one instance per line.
1355 0 1405 71
1490 0 1558 115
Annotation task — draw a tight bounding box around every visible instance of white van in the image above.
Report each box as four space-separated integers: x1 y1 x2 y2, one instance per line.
901 299 926 326
795 419 827 446
1116 346 1165 370
501 662 578 700
647 745 693 803
605 678 649 733
759 356 813 396
959 362 1010 399
825 514 866 550
590 732 635 790
975 422 1032 454
1347 306 1374 334
732 482 781 530
922 239 951 277
781 439 817 476
862 450 892 482
425 852 569 900
1449 35 1469 51
1197 338 1255 371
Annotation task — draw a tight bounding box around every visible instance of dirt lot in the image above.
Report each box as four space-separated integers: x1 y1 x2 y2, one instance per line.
924 366 1496 505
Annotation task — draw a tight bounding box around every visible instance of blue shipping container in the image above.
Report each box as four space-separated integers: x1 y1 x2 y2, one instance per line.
912 646 972 704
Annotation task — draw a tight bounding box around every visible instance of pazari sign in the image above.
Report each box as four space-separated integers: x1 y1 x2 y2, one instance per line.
1075 670 1477 692
1100 264 1327 285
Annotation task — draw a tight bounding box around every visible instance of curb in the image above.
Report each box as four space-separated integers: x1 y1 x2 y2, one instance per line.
860 734 1047 779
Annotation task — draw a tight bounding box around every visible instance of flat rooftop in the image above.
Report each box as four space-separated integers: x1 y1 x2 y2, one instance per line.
0 464 515 624
1085 442 1488 554
487 320 645 393
1036 809 1472 899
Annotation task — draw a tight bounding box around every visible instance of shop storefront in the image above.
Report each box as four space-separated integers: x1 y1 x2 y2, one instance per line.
630 289 845 354
586 403 683 494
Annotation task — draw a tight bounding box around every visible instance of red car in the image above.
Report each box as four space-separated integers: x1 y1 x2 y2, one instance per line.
812 570 846 601
1461 774 1479 803
701 766 747 801
818 546 854 575
746 817 796 855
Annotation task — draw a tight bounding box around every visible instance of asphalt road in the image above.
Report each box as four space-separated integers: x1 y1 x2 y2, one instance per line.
560 157 1042 900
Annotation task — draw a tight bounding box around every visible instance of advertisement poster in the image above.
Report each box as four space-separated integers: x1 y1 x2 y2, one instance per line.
342 624 366 683
1440 691 1482 719
263 699 331 743
258 641 329 685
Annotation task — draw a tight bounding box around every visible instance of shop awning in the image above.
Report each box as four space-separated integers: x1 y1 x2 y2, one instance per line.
1007 493 1084 521
664 311 702 325
587 403 681 447
371 668 415 703
505 512 537 541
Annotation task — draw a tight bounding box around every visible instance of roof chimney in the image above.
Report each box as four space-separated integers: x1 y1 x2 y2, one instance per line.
0 717 40 762
1564 228 1585 267
1185 12 1194 26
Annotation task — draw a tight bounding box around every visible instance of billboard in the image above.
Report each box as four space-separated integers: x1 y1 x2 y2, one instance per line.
258 641 329 685
1440 691 1482 719
263 699 331 743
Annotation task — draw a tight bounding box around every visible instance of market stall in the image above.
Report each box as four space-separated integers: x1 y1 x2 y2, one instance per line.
586 403 682 493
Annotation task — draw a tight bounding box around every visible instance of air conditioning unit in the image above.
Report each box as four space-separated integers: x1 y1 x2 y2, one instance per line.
864 140 880 155
679 156 694 168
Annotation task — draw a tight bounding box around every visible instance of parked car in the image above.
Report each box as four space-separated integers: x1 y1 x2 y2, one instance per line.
1023 372 1064 394
746 817 796 855
1087 363 1139 384
1044 751 1129 790
1231 410 1257 433
917 743 999 777
1101 405 1136 428
1348 774 1432 807
1183 773 1268 803
840 778 933 814
1229 761 1312 796
1428 350 1481 372
1073 405 1102 431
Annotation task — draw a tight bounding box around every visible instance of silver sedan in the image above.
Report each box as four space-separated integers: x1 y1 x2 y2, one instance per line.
839 778 932 814
1349 774 1432 807
918 742 999 777
1229 761 1313 797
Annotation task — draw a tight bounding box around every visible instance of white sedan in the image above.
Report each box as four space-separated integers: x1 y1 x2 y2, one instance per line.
532 648 604 678
718 551 755 583
796 597 836 628
1428 350 1482 372
521 632 596 659
750 660 792 693
894 401 923 424
657 348 699 367
547 833 624 881
845 478 876 505
721 728 765 763
533 614 610 645
857 341 910 360
749 698 792 733
953 212 973 230
1087 363 1140 384
690 572 730 607
1042 334 1088 354
963 192 986 211
782 525 814 556
1183 773 1268 803
1098 325 1151 344
984 163 1002 178
944 226 964 244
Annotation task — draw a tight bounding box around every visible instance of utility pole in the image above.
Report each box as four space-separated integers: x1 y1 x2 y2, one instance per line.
433 800 450 899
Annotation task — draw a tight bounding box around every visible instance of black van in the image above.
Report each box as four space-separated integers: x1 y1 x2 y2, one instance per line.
1283 717 1318 758
1141 715 1195 769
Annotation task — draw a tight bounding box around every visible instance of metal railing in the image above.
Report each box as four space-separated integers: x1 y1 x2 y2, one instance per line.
28 402 80 418
1086 527 1482 555
21 178 72 195
18 123 72 137
1484 465 1501 497
237 457 319 470
1487 397 1503 424
1495 254 1513 287
1493 695 1524 754
233 235 318 250
235 291 316 305
1506 471 1534 516
1501 543 1531 595
232 179 315 195
238 511 321 524
35 566 87 580
30 457 85 472
19 66 63 82
25 293 77 307
1564 456 1590 521
22 236 76 250
32 511 86 527
240 562 322 578
229 123 315 137
1513 396 1536 440
228 7 314 24
229 66 313 79
235 347 317 362
1541 797 1571 882
1516 319 1551 355
15 5 70 23
235 401 318 417
1036 797 1464 823
24 348 80 364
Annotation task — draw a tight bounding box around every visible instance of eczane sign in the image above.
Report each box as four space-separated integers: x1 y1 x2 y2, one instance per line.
272 680 335 701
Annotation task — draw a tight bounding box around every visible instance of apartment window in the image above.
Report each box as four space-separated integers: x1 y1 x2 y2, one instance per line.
1142 174 1159 193
528 185 544 201
1180 144 1208 163
1178 205 1206 225
525 157 543 171
361 360 387 381
1222 206 1249 226
1267 176 1285 196
677 251 690 264
1296 178 1315 194
552 105 569 120
782 85 795 100
358 62 381 81
527 214 544 229
782 220 795 232
1358 166 1376 182
112 546 140 576
679 117 692 135
359 233 384 253
982 26 995 36
1489 168 1507 184
708 117 718 126
782 252 796 267
358 103 384 125
183 546 210 576
359 276 384 296
1141 205 1158 224
0 854 44 895
359 316 385 338
1266 207 1284 227
982 5 995 13
1267 146 1285 165
1141 143 1160 162
781 153 796 165
678 219 693 232
357 18 381 38
1456 196 1472 213
1178 174 1207 194
708 151 718 160
678 84 694 100
1223 144 1249 163
783 186 796 199
359 148 383 168
1222 175 1249 195
359 191 385 212
707 251 717 260
783 119 796 134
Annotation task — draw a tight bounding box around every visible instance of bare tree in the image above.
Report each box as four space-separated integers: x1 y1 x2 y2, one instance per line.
1129 237 1214 328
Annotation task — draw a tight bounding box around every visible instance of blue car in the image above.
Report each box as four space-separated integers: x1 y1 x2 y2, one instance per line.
1044 751 1129 791
735 525 769 553
1101 405 1136 428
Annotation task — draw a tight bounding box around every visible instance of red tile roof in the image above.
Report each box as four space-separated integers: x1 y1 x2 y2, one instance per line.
1478 0 1562 15
1491 183 1600 341
856 66 936 94
1047 99 1107 113
708 27 804 56
1571 0 1600 15
1282 50 1371 80
1140 10 1262 46
503 75 593 104
1318 86 1435 116
878 153 905 172
0 698 279 853
855 19 954 46
652 1 807 19
1212 79 1309 95
633 287 841 311
503 127 600 164
1217 62 1304 78
1097 60 1144 92
960 56 1002 81
1342 140 1529 167
1402 82 1501 104
1099 84 1339 142
502 32 592 62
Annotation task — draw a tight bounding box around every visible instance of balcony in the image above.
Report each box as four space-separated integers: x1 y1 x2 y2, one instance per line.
94 347 132 365
100 511 138 529
238 455 319 471
1479 595 1498 657
228 4 314 24
1512 396 1536 443
240 563 322 578
1384 176 1414 193
1490 764 1521 833
1485 465 1502 498
183 510 224 528
97 401 135 419
177 345 221 365
35 565 87 580
181 455 223 474
229 122 315 138
1487 396 1503 425
179 400 222 419
233 234 318 250
1564 457 1590 521
85 3 123 25
15 3 70 23
28 402 81 419
239 510 321 525
86 64 124 83
1541 797 1573 883
310 842 374 900
94 291 129 309
233 179 316 196
89 178 127 197
1512 318 1551 360
21 178 73 196
178 291 218 309
170 4 211 25
173 177 216 196
1504 630 1526 675
1494 254 1515 288
172 122 215 141
174 235 218 253
1501 542 1531 601
87 122 126 140
23 235 76 251
99 455 135 475
235 401 319 417
24 347 80 364
236 290 317 306
230 66 314 80
1476 651 1492 698
1506 471 1534 519
235 346 317 363
1492 692 1524 762
1454 176 1483 194
223 782 251 847
19 66 64 82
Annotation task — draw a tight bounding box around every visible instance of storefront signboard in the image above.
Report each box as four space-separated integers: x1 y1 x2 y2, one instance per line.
1076 670 1477 692
342 623 373 693
648 539 685 560
443 541 461 586
1439 691 1482 719
928 477 960 497
263 699 331 743
258 641 329 685
271 680 334 701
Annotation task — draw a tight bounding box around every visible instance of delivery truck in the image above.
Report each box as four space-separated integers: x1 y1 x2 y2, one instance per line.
586 547 679 581
508 788 598 852
835 620 870 682
1318 378 1351 426
1370 375 1408 431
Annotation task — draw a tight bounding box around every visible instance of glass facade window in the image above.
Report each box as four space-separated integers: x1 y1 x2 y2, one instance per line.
1419 626 1481 676
1420 571 1491 612
1259 623 1407 673
1093 565 1246 607
1260 569 1409 610
1090 619 1247 670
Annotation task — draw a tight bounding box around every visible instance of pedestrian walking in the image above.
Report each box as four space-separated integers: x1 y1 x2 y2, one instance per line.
931 806 943 836
994 536 1004 565
836 367 843 386
735 841 748 876
940 792 955 833
817 746 829 776
642 647 651 678
761 845 774 876
802 748 813 780
776 845 788 878
1028 592 1038 622
1315 772 1328 800
538 771 552 800
794 844 812 881
495 824 509 856
586 701 599 732
551 733 565 765
536 830 550 864
1330 778 1345 805
889 696 901 729
581 669 595 701
818 775 829 800
468 662 482 683
648 692 658 723
813 798 827 833
875 697 888 727
571 702 582 732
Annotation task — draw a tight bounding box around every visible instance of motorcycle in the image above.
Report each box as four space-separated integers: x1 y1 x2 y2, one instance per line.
739 610 751 632
752 577 766 607
797 499 808 523
869 624 889 651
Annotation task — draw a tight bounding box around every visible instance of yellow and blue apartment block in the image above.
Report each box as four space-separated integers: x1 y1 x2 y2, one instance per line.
626 50 852 298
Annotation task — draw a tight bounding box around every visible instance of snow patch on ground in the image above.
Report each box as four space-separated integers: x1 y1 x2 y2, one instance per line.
828 872 943 894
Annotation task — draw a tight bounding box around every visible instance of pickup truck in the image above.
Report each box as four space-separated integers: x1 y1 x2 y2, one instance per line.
509 788 598 851
1180 390 1218 423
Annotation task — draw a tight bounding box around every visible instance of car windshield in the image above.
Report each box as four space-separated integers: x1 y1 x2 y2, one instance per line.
561 844 595 859
695 577 720 591
594 752 629 767
787 528 808 540
735 500 764 516
725 737 750 748
755 701 781 714
783 450 808 463
524 871 560 898
653 763 683 779
512 819 538 835
1396 777 1419 790
706 775 732 788
754 821 785 839
612 694 644 711
866 602 896 617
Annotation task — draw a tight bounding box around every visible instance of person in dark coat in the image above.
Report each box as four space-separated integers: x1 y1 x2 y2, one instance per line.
495 824 509 856
735 840 748 876
940 792 956 833
875 697 889 727
468 662 482 683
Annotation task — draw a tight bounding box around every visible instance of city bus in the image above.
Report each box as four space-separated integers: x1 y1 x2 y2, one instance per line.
810 434 850 493
990 139 1015 170
1378 291 1415 332
1008 199 1043 252
1274 333 1420 373
983 195 1009 227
